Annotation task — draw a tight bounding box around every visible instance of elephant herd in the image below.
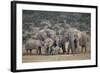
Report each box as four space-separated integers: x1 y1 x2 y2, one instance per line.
23 27 90 55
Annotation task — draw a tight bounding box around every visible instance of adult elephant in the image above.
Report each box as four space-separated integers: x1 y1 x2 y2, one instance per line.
79 31 89 53
53 30 72 54
67 31 75 54
25 38 44 55
59 35 67 54
52 35 63 54
36 28 56 41
65 28 81 54
68 30 89 53
65 28 89 54
36 28 56 55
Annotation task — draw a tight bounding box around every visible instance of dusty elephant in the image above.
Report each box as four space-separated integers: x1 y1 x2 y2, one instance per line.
36 28 56 55
79 31 89 53
44 38 54 55
52 35 66 54
36 28 56 41
25 38 44 55
66 28 89 54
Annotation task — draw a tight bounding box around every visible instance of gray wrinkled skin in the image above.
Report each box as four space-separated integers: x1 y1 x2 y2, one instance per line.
24 27 89 55
67 31 75 54
25 38 43 55
44 38 54 55
36 28 56 41
79 32 89 53
64 28 81 54
66 28 89 54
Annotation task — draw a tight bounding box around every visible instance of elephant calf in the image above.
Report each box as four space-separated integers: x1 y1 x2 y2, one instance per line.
44 38 54 55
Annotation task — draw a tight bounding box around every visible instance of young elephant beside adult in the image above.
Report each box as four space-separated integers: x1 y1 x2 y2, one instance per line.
36 27 56 41
65 28 81 55
52 35 63 55
44 38 54 55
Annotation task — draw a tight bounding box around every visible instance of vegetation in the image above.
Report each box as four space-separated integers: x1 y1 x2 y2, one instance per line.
22 10 91 44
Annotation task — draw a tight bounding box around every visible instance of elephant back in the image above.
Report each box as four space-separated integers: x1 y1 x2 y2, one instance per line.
25 38 42 50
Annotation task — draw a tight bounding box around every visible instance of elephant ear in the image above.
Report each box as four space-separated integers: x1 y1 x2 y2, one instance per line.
36 29 47 41
46 29 56 39
45 38 54 47
68 28 81 38
25 38 34 49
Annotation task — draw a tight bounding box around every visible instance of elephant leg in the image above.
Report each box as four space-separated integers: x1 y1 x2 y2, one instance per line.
38 46 41 55
50 48 52 55
81 47 83 53
36 49 39 55
71 48 74 54
81 46 84 53
69 45 74 55
62 45 66 54
48 47 51 55
76 47 80 54
50 48 53 55
72 48 75 54
84 46 87 53
74 45 78 54
26 49 28 55
67 45 71 54
71 46 75 55
46 47 49 55
67 48 70 54
74 48 77 54
29 49 32 55
72 49 76 55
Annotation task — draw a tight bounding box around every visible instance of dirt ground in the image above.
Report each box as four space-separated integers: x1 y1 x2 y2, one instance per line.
22 52 91 63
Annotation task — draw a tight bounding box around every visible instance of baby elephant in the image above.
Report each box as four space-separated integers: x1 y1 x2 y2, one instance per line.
44 38 54 55
51 46 62 55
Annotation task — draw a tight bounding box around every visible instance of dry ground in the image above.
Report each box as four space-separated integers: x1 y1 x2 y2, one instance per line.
22 53 91 63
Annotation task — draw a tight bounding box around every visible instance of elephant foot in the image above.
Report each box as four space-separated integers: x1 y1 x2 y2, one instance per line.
62 52 66 54
67 52 70 55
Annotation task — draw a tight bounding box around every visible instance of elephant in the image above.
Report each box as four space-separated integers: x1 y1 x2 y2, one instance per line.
36 28 56 55
44 38 54 55
67 31 75 54
51 35 64 54
59 36 67 54
79 32 89 53
64 28 81 54
65 28 89 54
68 30 89 53
53 34 71 54
36 28 56 41
25 38 44 55
50 46 62 55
